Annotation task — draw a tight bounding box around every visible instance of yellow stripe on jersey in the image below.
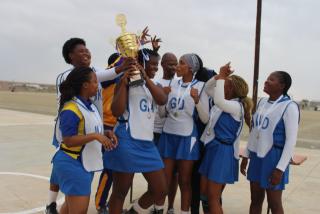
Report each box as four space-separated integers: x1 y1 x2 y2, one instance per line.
60 101 85 159
102 84 117 127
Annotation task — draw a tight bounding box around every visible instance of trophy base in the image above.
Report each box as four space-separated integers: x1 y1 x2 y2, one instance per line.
129 71 144 87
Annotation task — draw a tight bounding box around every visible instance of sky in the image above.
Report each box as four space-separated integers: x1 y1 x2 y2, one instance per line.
0 0 319 101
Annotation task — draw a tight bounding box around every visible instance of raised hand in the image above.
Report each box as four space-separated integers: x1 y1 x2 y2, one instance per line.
151 35 162 52
115 57 136 74
190 87 200 104
139 26 151 45
216 62 234 80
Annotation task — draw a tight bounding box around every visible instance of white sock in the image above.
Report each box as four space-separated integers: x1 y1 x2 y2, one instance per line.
133 200 150 214
48 190 58 204
154 204 164 210
181 211 190 214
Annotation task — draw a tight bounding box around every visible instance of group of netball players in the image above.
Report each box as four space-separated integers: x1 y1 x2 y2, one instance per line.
45 33 300 214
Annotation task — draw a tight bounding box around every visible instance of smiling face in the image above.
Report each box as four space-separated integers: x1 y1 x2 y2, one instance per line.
263 72 285 96
83 72 98 97
161 53 178 78
176 57 191 78
69 44 91 67
145 55 160 79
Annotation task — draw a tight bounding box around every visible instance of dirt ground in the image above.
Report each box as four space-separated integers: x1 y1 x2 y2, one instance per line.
1 90 319 149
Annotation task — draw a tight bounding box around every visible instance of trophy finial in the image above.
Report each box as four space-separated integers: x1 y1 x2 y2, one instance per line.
116 14 127 35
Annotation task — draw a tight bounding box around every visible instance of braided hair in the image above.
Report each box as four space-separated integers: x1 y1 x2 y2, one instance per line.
59 67 93 112
274 71 292 96
229 75 253 127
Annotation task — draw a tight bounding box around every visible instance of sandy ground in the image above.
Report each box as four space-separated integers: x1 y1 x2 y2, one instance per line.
0 91 320 213
0 108 319 214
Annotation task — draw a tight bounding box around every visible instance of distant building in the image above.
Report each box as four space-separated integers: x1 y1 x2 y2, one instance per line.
310 100 320 111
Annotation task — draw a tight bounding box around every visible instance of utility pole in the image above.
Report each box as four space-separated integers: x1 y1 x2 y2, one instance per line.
252 0 262 112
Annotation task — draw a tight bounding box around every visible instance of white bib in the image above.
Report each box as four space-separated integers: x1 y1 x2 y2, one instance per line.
74 98 104 172
247 97 293 158
55 98 104 172
201 104 244 159
127 85 155 141
163 79 205 136
153 78 173 133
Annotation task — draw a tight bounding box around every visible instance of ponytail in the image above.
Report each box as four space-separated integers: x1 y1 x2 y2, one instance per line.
58 67 93 112
240 96 253 127
230 75 253 127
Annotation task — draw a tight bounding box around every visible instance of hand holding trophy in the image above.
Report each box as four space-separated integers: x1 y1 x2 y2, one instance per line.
115 14 144 87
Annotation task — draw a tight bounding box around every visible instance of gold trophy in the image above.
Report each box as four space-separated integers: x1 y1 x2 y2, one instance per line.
115 14 144 87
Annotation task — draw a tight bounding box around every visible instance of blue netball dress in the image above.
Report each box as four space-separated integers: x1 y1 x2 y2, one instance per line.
103 84 164 173
157 79 208 160
247 96 300 190
199 109 242 184
51 97 104 196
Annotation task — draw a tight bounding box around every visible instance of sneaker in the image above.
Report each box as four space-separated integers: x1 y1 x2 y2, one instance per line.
125 207 138 214
152 209 164 214
166 208 175 214
45 202 58 214
97 206 109 214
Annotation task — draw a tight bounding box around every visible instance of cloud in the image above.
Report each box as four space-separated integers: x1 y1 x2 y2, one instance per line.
0 0 319 100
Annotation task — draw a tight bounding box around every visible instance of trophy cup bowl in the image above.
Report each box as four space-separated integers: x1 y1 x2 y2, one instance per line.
116 33 144 87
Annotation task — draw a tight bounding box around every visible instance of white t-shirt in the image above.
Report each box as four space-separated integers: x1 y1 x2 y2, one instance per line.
153 78 173 133
55 66 118 117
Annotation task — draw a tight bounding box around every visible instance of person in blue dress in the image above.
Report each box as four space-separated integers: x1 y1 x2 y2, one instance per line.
104 50 168 214
241 71 300 214
157 53 210 213
199 62 253 214
51 67 118 214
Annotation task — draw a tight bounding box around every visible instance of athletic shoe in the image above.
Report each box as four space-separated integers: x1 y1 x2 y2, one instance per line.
97 206 109 214
45 202 58 214
167 208 175 214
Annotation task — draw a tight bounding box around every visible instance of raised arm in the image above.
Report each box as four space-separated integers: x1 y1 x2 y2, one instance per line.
95 57 136 82
111 72 130 117
214 79 241 118
190 87 210 123
204 76 217 98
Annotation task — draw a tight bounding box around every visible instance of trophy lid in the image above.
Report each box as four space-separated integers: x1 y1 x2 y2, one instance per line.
116 14 127 35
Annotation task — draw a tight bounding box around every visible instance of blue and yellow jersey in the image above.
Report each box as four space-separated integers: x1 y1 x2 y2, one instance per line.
59 97 92 159
101 76 122 127
102 83 117 127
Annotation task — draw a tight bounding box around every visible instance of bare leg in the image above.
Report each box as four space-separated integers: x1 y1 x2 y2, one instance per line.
167 172 178 210
177 160 194 212
249 182 265 214
266 189 284 214
65 195 90 214
207 181 224 214
138 169 168 209
50 183 59 192
109 172 134 214
59 198 68 214
200 176 209 214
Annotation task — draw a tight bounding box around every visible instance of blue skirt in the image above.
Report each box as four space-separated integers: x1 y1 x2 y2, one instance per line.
247 149 289 190
50 150 94 196
199 140 239 184
157 132 200 160
103 123 164 173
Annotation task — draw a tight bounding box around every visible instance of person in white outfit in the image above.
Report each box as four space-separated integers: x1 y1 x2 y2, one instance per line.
240 71 300 214
199 63 253 214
